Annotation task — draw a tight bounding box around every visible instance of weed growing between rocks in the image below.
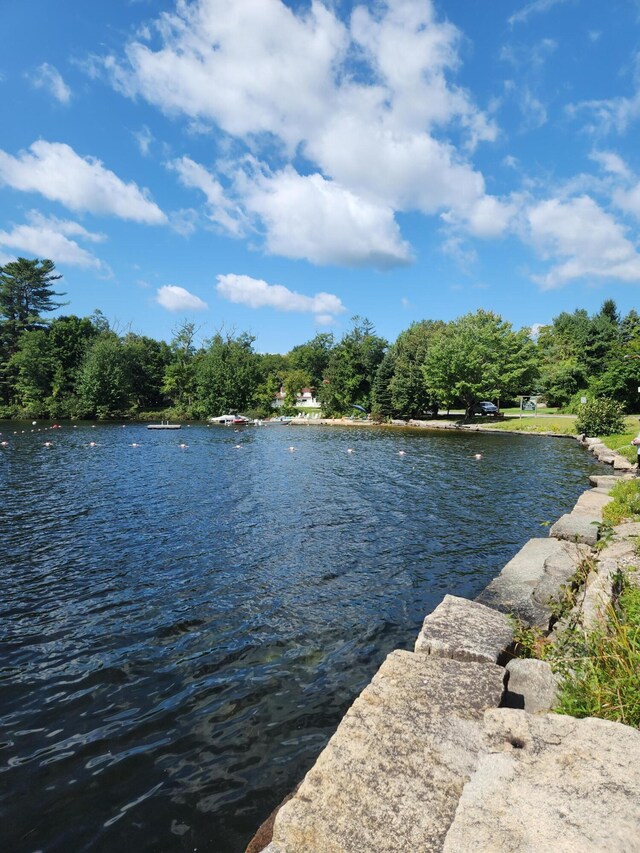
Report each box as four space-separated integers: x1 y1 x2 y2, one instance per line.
511 573 640 728
554 584 640 727
548 556 598 623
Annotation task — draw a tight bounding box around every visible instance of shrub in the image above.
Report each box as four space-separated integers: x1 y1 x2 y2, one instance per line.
575 397 626 436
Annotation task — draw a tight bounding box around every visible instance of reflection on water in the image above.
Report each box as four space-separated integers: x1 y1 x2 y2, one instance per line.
0 422 601 851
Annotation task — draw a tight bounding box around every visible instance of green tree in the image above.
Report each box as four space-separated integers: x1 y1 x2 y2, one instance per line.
0 258 66 356
9 330 55 415
371 348 396 419
319 317 386 416
162 322 201 415
422 310 538 417
194 332 259 417
289 333 334 388
77 335 133 418
389 320 443 418
122 333 173 412
282 368 312 412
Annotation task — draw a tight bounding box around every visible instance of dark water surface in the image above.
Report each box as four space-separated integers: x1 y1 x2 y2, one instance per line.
1 422 602 852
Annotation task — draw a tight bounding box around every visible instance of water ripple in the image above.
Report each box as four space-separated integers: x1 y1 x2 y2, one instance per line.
0 422 604 852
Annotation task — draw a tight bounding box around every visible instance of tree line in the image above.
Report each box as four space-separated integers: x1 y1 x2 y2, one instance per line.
1 258 639 421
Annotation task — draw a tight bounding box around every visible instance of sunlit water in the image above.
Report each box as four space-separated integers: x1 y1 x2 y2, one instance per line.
0 421 603 852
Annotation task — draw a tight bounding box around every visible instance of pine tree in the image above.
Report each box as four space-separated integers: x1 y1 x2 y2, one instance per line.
0 258 66 355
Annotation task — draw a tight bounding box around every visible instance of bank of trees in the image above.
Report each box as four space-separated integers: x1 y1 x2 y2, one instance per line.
1 257 639 421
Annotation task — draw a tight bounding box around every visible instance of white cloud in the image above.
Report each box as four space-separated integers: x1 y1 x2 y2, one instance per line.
0 141 166 224
0 210 104 269
239 167 412 268
109 0 346 149
155 285 208 312
216 273 345 324
103 0 506 262
133 125 154 156
613 182 640 219
589 150 630 178
530 322 545 339
568 90 640 135
508 0 571 27
526 195 640 288
169 156 243 235
30 63 71 104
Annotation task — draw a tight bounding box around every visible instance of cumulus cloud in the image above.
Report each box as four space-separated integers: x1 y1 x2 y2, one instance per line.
100 0 508 264
155 285 208 312
0 141 166 224
0 210 104 269
216 273 345 324
525 195 640 288
239 167 412 268
30 63 71 104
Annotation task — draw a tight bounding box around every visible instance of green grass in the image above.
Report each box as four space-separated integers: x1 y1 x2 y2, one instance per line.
602 479 640 525
554 585 640 727
479 415 578 435
598 417 640 462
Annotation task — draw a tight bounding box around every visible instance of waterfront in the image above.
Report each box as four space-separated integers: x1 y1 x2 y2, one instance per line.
0 423 601 852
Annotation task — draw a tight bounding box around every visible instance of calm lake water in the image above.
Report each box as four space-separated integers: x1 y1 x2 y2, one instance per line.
1 421 602 852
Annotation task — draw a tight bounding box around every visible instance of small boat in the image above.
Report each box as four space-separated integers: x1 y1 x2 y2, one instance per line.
147 421 181 430
208 414 251 426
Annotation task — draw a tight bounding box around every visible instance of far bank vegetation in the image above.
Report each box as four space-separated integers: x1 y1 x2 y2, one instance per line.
1 258 639 424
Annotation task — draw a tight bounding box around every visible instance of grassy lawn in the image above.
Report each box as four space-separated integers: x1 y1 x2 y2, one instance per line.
475 415 579 435
598 416 640 462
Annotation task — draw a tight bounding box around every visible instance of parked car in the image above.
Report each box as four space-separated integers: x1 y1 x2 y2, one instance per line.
470 401 500 417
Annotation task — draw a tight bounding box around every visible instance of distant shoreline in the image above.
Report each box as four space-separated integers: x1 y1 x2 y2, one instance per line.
289 416 578 439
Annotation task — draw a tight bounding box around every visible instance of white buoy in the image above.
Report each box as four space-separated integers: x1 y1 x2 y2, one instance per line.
473 453 483 460
347 448 354 454
399 450 406 456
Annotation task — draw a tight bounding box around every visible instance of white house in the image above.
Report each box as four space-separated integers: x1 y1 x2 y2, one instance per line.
272 386 321 410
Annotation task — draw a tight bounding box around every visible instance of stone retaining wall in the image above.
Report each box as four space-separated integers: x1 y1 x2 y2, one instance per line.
247 435 640 853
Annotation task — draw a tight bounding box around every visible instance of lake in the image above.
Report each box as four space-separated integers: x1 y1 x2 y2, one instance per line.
0 421 602 852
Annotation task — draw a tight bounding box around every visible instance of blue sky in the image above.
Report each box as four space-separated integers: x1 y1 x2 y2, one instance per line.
2 0 640 352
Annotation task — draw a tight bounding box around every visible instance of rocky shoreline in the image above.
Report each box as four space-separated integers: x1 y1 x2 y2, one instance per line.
246 435 640 853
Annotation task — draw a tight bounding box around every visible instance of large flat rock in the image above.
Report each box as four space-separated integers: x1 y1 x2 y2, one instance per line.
265 651 505 853
476 538 587 626
549 513 599 545
588 474 622 487
571 488 612 516
613 455 634 470
414 594 513 664
443 709 640 852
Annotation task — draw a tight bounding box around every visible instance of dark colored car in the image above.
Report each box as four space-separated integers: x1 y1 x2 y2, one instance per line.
470 401 500 416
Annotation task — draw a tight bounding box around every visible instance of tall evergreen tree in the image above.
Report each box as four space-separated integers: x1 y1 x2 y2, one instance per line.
0 258 66 355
